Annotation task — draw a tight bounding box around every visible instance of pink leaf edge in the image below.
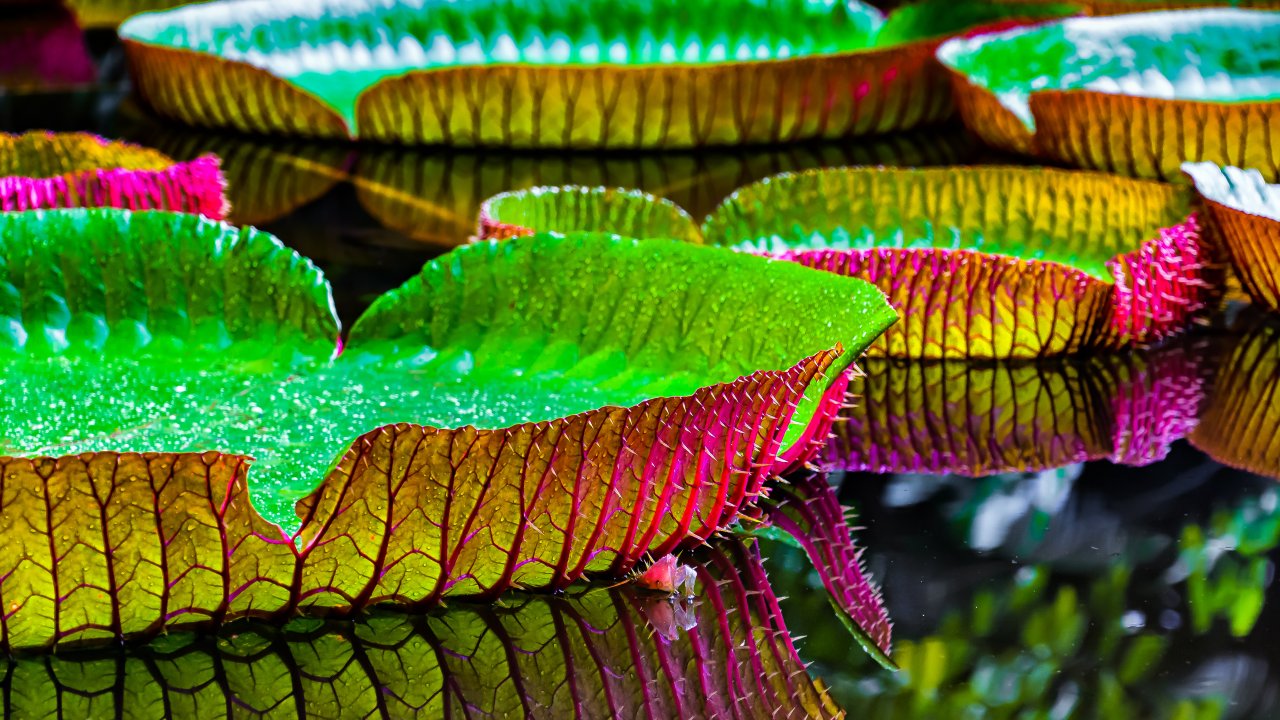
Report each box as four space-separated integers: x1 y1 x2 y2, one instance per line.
0 151 229 219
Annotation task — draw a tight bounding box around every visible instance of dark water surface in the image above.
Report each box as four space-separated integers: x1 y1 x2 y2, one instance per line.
3 15 1279 719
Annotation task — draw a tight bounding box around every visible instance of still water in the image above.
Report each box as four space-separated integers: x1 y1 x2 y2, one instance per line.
2 11 1278 718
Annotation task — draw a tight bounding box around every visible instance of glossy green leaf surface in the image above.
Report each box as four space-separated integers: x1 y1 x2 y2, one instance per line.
121 0 878 130
120 0 1074 134
937 9 1280 130
0 207 897 653
0 208 894 530
481 166 1206 358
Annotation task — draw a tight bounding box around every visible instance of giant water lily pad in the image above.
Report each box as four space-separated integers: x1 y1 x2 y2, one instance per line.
0 540 843 718
827 344 1205 476
481 166 1209 358
937 9 1280 180
1191 319 1280 479
0 208 896 651
0 131 227 218
118 0 1070 148
1184 161 1280 312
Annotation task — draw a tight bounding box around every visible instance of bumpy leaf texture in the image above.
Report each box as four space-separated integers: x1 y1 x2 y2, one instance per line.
937 9 1280 180
1184 161 1280 312
1191 320 1280 480
0 132 227 218
117 0 1070 147
480 165 1211 358
0 540 843 719
0 208 896 651
827 343 1206 476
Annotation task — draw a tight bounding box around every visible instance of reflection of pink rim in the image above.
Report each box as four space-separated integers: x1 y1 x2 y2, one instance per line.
1108 348 1204 466
763 472 893 666
825 345 1205 475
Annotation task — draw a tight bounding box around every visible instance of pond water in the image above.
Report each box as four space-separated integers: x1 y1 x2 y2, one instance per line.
2 12 1278 719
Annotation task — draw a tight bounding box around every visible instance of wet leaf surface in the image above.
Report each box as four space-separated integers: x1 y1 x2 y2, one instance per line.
117 0 1070 146
938 10 1280 179
481 166 1210 357
0 207 896 652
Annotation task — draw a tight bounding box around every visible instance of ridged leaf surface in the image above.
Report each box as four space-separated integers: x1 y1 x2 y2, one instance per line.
118 0 1070 146
480 166 1209 357
1184 161 1280 311
937 10 1280 179
0 541 843 719
0 208 896 650
1191 321 1280 479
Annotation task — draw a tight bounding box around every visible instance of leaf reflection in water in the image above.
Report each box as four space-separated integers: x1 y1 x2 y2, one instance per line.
1192 317 1280 481
827 339 1208 477
1 540 843 719
766 468 1280 718
115 106 974 246
757 472 894 669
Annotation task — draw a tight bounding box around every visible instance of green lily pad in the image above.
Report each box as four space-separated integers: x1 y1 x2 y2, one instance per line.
118 0 1073 146
1183 161 1280 311
937 9 1280 179
0 208 896 652
480 165 1208 358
